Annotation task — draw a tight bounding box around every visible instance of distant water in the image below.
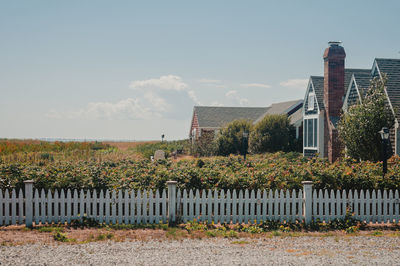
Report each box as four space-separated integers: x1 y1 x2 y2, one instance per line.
37 138 143 142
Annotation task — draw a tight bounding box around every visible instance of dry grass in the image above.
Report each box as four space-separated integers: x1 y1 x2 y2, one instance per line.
104 141 159 151
1 225 400 246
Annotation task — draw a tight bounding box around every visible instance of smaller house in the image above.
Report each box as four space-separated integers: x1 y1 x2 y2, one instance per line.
189 100 303 143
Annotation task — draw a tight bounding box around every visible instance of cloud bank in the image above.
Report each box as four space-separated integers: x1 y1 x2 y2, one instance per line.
48 75 200 121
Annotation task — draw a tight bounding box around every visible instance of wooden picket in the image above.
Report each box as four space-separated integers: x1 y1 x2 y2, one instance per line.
311 189 400 223
1 182 400 226
177 188 303 224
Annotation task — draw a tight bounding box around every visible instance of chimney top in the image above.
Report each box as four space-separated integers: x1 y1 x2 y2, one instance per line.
328 41 342 47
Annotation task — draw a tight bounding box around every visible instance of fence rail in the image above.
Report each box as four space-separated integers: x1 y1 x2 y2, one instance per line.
1 181 400 227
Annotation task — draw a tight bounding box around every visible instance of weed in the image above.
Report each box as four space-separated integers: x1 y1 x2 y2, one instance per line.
206 231 216 237
38 226 64 233
272 231 282 237
231 240 249 244
345 226 359 234
53 232 70 242
370 231 383 236
95 233 114 241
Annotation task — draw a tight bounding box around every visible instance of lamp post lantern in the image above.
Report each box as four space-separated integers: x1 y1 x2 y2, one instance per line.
379 127 389 177
161 134 165 143
242 131 249 160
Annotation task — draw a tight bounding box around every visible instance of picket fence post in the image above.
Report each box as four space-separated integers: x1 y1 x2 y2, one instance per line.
24 180 34 228
167 181 177 225
302 181 313 225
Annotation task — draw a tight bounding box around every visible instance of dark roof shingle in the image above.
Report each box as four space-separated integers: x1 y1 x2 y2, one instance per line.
312 69 370 111
194 106 269 128
375 58 400 119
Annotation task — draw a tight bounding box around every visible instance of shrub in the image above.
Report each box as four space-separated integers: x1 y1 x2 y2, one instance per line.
215 119 253 156
249 114 295 153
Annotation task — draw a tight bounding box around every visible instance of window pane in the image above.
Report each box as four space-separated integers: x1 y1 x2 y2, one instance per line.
313 119 318 147
304 119 307 147
307 119 313 147
308 94 314 111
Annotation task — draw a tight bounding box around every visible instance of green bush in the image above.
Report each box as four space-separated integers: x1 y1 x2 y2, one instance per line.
215 119 253 156
249 114 296 153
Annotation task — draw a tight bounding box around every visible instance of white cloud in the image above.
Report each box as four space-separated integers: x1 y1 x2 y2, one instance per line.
130 75 188 91
225 90 249 106
46 98 160 120
279 79 309 89
240 83 271 88
225 90 238 98
48 75 201 121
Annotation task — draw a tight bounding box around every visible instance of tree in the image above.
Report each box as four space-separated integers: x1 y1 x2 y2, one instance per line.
249 114 295 153
338 74 395 162
215 119 253 156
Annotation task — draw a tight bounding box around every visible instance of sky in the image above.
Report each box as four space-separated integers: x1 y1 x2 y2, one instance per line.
1 0 399 141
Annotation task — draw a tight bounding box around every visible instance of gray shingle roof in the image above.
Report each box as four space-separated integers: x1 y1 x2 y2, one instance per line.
194 106 269 128
345 69 371 94
310 76 324 109
254 99 303 124
289 107 303 126
311 69 370 112
353 72 372 98
194 99 303 128
375 58 400 119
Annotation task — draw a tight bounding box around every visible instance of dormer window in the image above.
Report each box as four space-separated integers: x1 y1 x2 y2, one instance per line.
308 93 315 111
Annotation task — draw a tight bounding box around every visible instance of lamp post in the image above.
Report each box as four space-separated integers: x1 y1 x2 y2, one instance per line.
242 131 249 160
379 127 389 177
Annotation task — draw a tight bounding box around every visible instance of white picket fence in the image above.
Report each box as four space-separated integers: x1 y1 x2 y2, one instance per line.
178 189 303 224
312 189 400 223
1 181 400 226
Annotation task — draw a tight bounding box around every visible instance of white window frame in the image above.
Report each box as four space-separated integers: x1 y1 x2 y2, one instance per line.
303 117 318 149
308 93 315 111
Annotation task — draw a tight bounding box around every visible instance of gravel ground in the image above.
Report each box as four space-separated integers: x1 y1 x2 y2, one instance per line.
1 236 400 265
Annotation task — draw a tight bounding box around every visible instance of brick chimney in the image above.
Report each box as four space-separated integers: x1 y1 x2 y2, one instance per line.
323 41 346 162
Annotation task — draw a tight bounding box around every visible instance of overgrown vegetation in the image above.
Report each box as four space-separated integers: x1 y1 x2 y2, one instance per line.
0 139 110 155
2 151 400 192
339 74 395 161
132 139 190 159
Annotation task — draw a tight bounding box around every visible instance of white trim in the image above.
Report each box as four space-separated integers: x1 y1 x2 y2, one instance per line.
303 114 319 119
303 78 321 116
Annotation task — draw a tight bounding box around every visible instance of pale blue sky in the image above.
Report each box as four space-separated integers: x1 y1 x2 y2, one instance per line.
1 0 399 140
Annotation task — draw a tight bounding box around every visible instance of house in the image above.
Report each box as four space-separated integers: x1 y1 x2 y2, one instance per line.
189 99 303 143
303 41 400 162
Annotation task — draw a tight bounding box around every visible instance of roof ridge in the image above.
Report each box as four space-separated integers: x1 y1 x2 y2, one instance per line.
375 58 400 61
194 106 269 108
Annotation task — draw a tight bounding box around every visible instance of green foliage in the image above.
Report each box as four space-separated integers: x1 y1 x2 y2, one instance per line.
339 74 395 162
70 216 100 229
249 114 296 153
215 119 253 156
53 232 72 242
132 140 190 159
3 152 400 192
